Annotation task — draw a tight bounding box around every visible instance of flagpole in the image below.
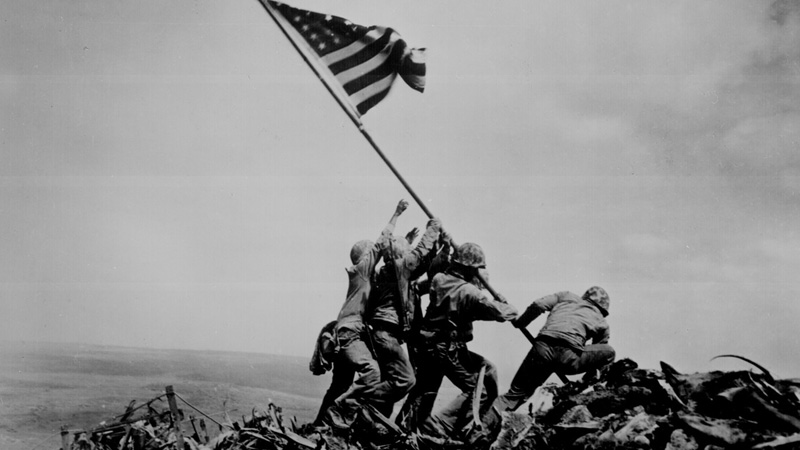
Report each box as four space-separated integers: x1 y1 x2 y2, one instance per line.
260 1 435 219
357 128 435 219
260 1 361 126
262 0 499 305
260 2 560 379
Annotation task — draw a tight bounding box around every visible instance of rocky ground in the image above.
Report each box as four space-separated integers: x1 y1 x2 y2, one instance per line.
60 356 800 450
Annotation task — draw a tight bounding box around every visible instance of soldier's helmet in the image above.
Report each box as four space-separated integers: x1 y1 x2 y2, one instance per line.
452 243 486 269
350 240 374 265
583 286 610 316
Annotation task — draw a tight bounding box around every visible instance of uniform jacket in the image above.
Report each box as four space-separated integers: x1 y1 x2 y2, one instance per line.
421 271 518 343
368 222 440 336
336 222 395 331
516 291 610 351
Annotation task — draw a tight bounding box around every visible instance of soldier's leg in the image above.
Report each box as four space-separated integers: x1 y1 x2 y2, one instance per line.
371 329 416 417
322 328 382 428
420 343 491 439
493 340 556 413
396 346 444 431
559 343 615 375
335 327 381 402
314 363 355 426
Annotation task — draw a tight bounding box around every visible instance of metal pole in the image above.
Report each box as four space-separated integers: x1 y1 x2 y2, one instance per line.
258 0 546 365
258 1 361 126
165 386 185 450
258 1 433 219
60 425 71 450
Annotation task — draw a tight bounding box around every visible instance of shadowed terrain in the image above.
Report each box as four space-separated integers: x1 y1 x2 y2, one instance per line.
0 341 330 450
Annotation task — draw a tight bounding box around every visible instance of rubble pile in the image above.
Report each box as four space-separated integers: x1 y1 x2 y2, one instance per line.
60 395 320 450
493 357 800 450
61 357 800 450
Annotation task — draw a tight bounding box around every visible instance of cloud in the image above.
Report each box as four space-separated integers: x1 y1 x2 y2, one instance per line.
621 233 678 257
615 225 800 286
770 0 800 25
721 113 800 175
531 1 800 181
598 0 800 212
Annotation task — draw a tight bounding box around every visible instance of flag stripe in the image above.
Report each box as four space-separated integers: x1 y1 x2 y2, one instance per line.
353 75 395 115
351 73 395 106
263 0 424 117
342 54 396 96
335 40 395 87
320 28 384 66
328 29 395 76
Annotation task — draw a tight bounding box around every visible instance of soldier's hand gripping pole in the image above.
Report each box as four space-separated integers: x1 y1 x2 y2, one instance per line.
352 126 570 384
463 238 571 385
436 231 570 380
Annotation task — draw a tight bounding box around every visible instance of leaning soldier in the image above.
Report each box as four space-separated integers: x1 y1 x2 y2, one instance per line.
493 286 615 415
315 199 409 428
412 243 518 441
365 216 443 418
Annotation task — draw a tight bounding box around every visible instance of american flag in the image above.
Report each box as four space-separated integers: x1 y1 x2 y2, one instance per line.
261 1 426 116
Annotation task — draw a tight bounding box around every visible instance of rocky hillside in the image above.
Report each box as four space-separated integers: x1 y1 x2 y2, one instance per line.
58 356 800 450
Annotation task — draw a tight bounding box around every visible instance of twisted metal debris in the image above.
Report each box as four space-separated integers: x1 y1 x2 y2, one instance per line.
59 356 800 450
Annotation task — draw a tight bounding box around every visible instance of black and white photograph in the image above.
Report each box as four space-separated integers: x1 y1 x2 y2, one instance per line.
2 1 800 449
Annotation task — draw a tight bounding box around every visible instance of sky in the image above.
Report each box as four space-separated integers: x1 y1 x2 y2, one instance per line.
1 0 800 385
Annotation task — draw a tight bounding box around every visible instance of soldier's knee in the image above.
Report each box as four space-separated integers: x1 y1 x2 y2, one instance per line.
359 360 381 383
604 346 616 363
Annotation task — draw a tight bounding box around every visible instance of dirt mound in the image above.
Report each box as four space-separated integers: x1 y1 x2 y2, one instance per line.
60 357 800 450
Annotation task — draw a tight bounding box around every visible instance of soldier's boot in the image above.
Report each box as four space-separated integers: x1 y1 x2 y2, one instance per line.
324 398 360 430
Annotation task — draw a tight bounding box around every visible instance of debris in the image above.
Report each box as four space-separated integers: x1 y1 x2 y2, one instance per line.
611 410 657 443
753 432 800 449
558 405 593 425
491 411 535 450
665 428 698 450
676 412 748 446
59 356 800 450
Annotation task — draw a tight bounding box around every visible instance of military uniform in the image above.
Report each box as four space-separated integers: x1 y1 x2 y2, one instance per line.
314 202 408 427
366 219 441 416
494 289 615 413
409 269 518 438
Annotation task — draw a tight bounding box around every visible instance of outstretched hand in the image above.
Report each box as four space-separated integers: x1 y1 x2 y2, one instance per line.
405 227 419 244
395 199 409 216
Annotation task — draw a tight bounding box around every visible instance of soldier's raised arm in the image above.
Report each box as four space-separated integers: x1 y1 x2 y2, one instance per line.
376 199 408 244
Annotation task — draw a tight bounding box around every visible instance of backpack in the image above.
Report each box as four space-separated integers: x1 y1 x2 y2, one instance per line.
309 320 339 375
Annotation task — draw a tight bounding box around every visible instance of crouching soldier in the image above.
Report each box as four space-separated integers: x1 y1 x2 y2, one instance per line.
493 287 615 414
408 243 518 441
313 199 408 428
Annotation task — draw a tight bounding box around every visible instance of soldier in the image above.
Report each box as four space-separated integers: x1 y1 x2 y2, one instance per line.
493 286 615 414
314 199 408 428
365 216 443 418
406 242 518 441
